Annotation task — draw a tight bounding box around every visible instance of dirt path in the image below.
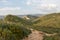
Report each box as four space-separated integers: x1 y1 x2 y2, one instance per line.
23 30 44 40
23 28 57 40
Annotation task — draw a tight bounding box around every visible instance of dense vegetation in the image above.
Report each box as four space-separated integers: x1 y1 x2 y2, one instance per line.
0 15 31 40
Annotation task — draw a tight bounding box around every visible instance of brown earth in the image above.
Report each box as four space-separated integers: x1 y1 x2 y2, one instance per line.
23 30 44 40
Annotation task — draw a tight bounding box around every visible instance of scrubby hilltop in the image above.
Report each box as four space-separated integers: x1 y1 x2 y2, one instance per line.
0 15 31 40
4 15 26 23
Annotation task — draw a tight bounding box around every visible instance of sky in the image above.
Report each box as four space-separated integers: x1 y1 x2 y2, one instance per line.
0 0 60 15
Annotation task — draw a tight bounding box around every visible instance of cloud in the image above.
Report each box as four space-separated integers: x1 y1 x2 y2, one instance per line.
0 0 8 2
26 0 58 14
0 0 13 5
26 0 41 5
0 0 10 5
0 7 21 15
32 0 41 3
26 1 31 5
0 7 21 11
33 4 57 14
30 0 57 9
26 0 32 5
37 4 57 10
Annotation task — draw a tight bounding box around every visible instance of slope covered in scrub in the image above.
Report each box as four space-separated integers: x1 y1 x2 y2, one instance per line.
31 13 60 34
33 13 60 28
0 15 31 40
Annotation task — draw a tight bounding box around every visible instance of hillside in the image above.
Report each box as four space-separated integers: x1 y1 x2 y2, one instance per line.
33 13 60 28
0 15 31 40
30 13 60 34
0 14 60 40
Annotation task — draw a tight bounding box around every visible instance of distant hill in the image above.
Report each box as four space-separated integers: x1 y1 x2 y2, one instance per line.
17 14 44 18
30 14 45 17
0 14 44 19
0 15 4 19
22 15 38 20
